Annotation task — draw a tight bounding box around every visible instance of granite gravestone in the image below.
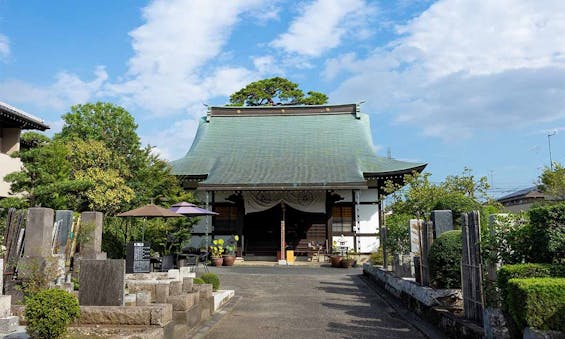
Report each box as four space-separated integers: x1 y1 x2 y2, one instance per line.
54 210 73 255
409 219 423 254
431 210 453 238
79 259 125 306
24 208 54 258
80 212 104 259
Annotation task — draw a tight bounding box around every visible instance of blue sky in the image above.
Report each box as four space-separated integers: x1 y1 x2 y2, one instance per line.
1 0 564 198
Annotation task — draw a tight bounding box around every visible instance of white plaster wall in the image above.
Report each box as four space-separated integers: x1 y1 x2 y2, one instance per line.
358 236 380 253
358 204 379 234
0 153 22 198
359 189 379 203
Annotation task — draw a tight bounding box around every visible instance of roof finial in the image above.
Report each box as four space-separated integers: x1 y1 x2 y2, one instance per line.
355 101 365 119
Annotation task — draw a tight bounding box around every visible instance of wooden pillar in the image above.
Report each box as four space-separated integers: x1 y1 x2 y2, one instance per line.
280 202 286 261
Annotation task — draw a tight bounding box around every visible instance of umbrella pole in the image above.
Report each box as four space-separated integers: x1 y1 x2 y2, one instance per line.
142 217 147 243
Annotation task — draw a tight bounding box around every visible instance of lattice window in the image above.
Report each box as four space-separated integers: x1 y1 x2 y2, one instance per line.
332 205 353 233
214 205 237 234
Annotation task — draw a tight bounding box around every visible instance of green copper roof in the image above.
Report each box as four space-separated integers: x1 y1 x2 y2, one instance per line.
171 104 425 190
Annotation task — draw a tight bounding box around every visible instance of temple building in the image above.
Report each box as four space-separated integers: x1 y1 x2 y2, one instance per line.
171 103 425 259
0 101 49 199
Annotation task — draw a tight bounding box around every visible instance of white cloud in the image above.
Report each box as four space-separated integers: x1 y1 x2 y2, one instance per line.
395 0 565 79
107 0 265 116
0 66 107 111
330 0 565 139
270 0 375 56
0 34 9 59
252 55 283 75
141 118 200 160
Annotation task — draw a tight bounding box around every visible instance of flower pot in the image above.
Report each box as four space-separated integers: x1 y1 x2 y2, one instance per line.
222 255 235 266
340 258 354 268
211 257 223 267
329 255 343 268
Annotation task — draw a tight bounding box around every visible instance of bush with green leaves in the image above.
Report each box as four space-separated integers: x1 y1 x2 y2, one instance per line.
193 277 205 285
429 230 462 289
25 288 80 339
506 277 565 332
497 263 565 311
528 203 565 263
200 273 220 291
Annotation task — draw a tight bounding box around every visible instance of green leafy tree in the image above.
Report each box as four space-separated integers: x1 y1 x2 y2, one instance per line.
538 162 565 201
229 77 328 106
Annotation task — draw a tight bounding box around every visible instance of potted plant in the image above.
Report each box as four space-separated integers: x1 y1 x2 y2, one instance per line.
223 235 239 266
340 249 357 268
210 238 225 266
329 241 343 268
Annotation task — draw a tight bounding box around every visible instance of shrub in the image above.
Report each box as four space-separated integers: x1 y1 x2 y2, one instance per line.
497 263 565 312
200 273 220 291
25 288 80 339
528 203 565 263
193 277 205 285
369 246 393 266
429 230 462 289
506 277 565 332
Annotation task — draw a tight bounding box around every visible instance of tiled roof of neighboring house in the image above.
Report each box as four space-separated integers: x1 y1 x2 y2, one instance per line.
0 101 49 130
171 104 426 190
497 186 547 203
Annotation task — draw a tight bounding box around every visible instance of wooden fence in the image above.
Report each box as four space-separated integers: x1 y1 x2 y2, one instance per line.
461 211 484 323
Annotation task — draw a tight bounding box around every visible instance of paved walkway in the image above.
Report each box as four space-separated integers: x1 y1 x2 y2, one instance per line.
195 265 427 339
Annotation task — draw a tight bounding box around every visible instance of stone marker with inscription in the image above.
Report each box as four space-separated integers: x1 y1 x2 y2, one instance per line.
431 210 453 238
79 259 125 306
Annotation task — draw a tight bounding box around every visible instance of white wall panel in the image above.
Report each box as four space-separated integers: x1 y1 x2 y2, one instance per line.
359 189 379 203
358 205 379 233
358 236 380 253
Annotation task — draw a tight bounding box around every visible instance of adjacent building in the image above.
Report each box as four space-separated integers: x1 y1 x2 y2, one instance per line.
171 104 425 258
497 186 551 213
0 101 49 198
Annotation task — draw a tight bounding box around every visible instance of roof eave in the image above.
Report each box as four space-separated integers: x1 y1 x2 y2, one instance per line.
196 182 368 191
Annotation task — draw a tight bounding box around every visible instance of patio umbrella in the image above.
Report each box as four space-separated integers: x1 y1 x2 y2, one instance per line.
170 202 218 251
117 203 183 242
169 202 218 216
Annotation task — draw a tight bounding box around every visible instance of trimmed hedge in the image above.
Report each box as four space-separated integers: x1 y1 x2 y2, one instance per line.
497 263 565 311
192 277 205 285
528 203 565 263
506 277 565 332
200 273 220 291
429 230 462 289
25 288 80 339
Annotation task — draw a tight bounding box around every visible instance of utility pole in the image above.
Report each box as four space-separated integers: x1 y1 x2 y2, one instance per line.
548 131 557 170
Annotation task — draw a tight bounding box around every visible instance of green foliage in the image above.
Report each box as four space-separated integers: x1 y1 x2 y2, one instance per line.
369 246 392 266
384 213 411 255
17 257 61 297
224 235 239 255
528 202 565 263
538 162 565 200
24 288 80 339
497 263 565 313
200 273 220 291
483 213 532 265
506 278 565 332
193 277 205 285
384 168 492 220
229 77 328 106
429 230 462 289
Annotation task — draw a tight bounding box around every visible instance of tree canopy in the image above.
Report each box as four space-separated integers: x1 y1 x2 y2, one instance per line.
538 162 565 201
229 77 328 106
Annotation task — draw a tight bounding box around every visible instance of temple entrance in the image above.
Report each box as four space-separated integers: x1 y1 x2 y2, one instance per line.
243 204 326 257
